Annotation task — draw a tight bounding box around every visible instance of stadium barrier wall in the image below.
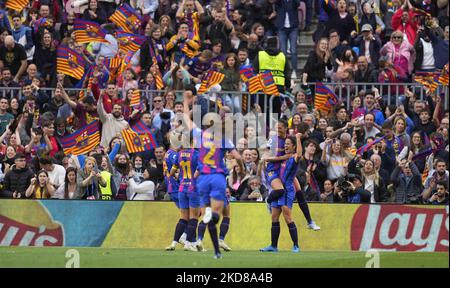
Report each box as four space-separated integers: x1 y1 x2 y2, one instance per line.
0 200 447 252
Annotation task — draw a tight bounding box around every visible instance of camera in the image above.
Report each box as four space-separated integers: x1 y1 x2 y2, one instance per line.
337 174 360 197
337 176 352 197
160 112 171 120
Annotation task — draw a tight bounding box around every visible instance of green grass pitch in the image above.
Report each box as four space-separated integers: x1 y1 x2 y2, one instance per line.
0 247 448 268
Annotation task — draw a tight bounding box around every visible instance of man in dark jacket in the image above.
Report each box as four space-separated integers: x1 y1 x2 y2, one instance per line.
1 153 34 198
354 56 378 91
350 24 382 68
391 159 423 204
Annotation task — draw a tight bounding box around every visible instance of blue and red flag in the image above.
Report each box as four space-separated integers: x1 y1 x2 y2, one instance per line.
60 120 100 155
116 31 146 53
57 45 86 80
73 19 109 44
315 82 339 112
109 3 142 33
261 71 279 96
356 136 385 156
239 65 255 82
131 120 159 149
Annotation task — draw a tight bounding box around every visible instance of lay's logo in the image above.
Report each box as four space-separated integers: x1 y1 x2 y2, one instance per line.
351 205 448 252
0 202 64 246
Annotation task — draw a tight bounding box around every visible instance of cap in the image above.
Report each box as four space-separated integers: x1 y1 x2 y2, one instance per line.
361 24 372 32
348 173 362 182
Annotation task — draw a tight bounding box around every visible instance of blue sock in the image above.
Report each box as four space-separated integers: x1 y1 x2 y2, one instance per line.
271 222 280 248
219 216 230 241
208 216 220 255
174 219 188 242
187 218 198 243
288 222 298 247
197 220 207 241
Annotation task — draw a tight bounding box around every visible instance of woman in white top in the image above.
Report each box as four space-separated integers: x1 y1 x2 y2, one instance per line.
54 167 81 199
128 167 155 200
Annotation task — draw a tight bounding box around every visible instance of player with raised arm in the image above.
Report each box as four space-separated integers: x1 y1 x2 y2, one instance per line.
261 133 303 252
265 120 320 230
180 93 240 259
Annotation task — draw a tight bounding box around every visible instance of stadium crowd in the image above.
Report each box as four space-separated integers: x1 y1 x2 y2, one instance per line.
0 0 448 205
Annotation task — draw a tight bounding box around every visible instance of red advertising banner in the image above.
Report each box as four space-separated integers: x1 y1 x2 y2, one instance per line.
351 205 448 252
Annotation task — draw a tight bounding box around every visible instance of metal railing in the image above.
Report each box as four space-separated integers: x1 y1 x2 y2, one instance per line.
2 81 448 113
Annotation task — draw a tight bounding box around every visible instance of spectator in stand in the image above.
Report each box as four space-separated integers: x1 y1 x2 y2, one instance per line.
350 24 382 68
275 0 301 79
97 94 129 148
54 167 81 199
240 176 267 201
0 36 28 83
0 68 19 99
303 37 332 82
391 0 418 45
423 180 449 205
25 169 55 199
380 30 416 81
205 6 234 54
11 13 34 62
82 0 107 24
391 157 423 203
324 0 357 43
1 153 34 199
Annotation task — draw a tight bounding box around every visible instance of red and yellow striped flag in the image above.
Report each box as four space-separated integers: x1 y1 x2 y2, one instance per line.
248 74 265 94
60 121 100 155
130 89 141 108
315 82 339 112
117 31 146 53
151 61 164 90
6 0 29 12
121 128 147 153
422 165 430 185
197 70 225 95
414 72 439 93
73 19 109 44
109 3 142 33
438 63 449 86
56 45 86 80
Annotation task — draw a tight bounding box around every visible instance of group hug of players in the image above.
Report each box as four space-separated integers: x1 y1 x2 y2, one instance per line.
163 118 320 259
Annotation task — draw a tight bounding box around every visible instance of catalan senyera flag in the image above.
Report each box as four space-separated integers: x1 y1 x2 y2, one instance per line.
109 3 142 33
57 45 86 80
6 0 29 12
73 19 109 44
261 71 279 96
131 120 158 149
315 82 339 112
248 74 264 94
197 70 225 95
117 31 146 53
130 89 141 109
438 63 449 86
60 120 100 155
414 72 439 93
122 128 157 153
422 165 430 185
152 64 165 90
